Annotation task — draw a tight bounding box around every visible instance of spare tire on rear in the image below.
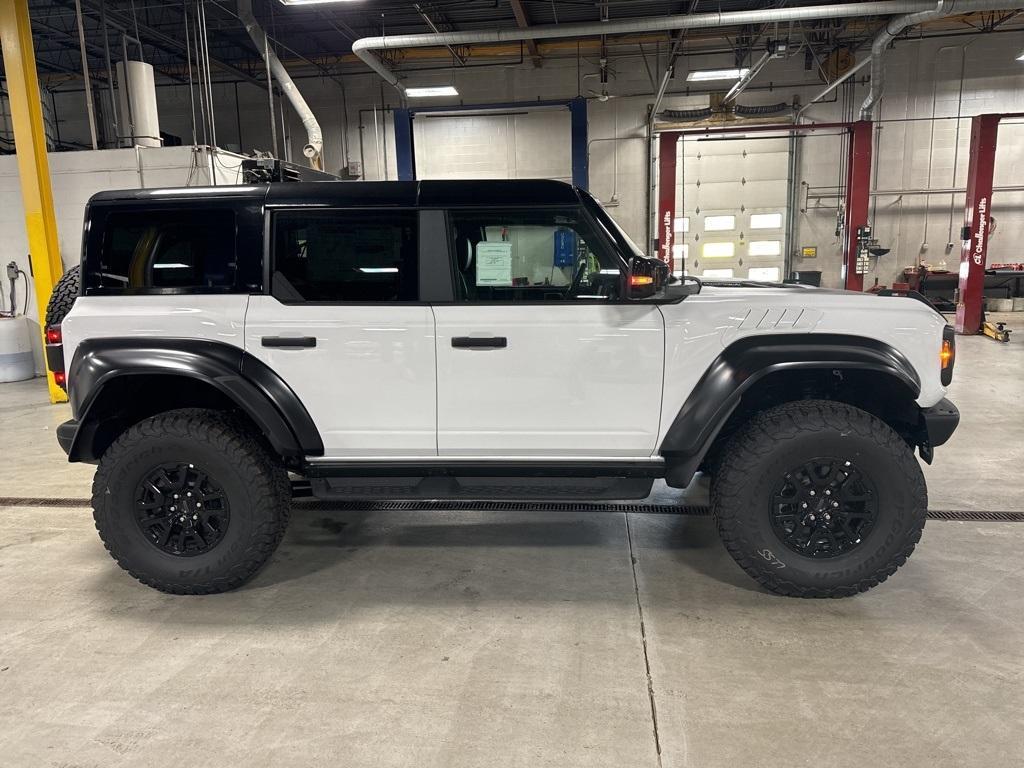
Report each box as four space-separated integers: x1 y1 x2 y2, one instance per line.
44 264 80 327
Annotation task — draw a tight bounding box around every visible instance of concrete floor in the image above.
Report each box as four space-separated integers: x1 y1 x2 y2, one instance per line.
1 314 1022 767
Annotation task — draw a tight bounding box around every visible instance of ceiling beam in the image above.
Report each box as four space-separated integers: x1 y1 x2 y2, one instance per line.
509 0 542 67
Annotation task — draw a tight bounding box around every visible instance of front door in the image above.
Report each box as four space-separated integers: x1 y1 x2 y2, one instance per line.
433 205 665 458
245 208 436 458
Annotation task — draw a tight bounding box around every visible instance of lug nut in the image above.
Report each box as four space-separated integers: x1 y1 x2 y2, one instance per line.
832 501 839 508
824 513 831 521
809 490 816 496
801 502 808 509
809 514 816 522
187 492 192 497
825 490 831 496
844 461 851 467
169 506 176 511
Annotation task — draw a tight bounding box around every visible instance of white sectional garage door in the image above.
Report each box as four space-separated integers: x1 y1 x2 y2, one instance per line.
678 136 789 281
413 110 572 181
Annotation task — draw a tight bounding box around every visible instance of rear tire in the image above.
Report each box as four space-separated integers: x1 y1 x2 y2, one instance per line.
712 400 927 598
92 408 291 594
45 264 80 327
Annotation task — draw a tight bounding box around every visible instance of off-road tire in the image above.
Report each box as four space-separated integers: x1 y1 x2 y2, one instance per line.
712 400 927 598
92 408 291 594
44 264 80 327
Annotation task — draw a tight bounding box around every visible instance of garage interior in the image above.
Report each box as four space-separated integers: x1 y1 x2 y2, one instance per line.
2 1 1024 766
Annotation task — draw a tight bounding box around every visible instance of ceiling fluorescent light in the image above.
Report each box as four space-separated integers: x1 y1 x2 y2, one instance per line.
278 0 362 5
405 85 459 98
1018 51 1024 61
686 68 750 82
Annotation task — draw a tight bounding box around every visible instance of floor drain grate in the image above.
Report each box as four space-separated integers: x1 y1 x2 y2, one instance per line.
0 496 91 508
1 496 1022 522
926 509 1024 522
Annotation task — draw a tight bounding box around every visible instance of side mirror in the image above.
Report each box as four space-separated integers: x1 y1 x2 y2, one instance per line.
627 257 669 300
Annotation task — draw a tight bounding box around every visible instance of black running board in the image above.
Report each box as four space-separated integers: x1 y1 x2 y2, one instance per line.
309 475 655 501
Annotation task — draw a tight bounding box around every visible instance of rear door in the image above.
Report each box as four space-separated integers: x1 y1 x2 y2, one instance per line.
244 208 436 458
432 205 665 458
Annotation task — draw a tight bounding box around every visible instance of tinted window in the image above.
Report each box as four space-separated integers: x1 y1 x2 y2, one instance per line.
90 209 236 291
272 210 418 302
448 208 622 302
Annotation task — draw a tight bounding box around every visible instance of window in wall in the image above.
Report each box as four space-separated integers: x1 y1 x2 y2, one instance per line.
704 215 736 231
750 212 783 229
703 268 734 278
448 208 621 301
674 216 689 233
272 210 418 302
748 266 781 281
702 242 735 259
672 243 688 277
89 209 236 292
748 240 782 257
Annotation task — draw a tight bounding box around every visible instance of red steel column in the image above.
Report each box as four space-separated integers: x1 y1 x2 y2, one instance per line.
955 114 999 335
842 120 873 292
657 132 678 264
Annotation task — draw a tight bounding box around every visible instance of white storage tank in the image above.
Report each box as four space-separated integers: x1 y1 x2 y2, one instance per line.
0 315 34 382
116 60 161 148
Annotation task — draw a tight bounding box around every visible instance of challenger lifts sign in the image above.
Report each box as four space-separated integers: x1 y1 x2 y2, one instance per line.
973 197 987 266
662 210 673 263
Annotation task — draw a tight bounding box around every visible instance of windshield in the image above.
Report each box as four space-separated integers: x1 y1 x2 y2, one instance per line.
579 189 646 261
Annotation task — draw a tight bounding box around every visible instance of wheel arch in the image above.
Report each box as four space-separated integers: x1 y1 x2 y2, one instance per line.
660 333 924 488
64 339 323 464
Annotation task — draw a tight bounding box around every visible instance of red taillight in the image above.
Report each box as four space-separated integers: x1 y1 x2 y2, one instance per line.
53 371 66 387
45 325 62 344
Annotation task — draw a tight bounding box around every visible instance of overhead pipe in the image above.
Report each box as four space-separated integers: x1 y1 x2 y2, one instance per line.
860 0 1017 119
351 1 1015 95
723 49 772 104
796 56 872 122
237 0 323 168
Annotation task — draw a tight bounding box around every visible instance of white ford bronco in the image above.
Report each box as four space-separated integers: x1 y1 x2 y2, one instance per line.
45 180 959 597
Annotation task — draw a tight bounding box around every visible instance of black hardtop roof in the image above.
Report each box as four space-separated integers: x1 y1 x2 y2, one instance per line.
88 179 583 208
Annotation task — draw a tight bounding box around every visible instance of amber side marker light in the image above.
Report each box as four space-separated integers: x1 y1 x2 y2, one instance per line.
630 275 655 286
940 339 954 368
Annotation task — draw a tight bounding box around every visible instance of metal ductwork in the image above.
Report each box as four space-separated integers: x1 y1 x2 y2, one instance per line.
238 0 323 169
859 0 1016 120
351 1 1016 95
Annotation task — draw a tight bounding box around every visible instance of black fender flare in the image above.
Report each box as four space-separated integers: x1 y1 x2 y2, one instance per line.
659 333 921 488
64 338 323 462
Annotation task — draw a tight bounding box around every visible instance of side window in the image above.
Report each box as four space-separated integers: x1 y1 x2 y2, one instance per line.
89 209 236 292
448 208 622 302
272 210 418 302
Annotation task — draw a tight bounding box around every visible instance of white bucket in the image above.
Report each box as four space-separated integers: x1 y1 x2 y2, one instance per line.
988 298 1014 313
0 316 35 383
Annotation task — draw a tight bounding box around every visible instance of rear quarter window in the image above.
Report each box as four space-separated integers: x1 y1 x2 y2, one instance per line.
84 208 239 294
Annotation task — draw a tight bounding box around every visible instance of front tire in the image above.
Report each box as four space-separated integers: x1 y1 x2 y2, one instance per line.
712 400 927 598
92 409 291 594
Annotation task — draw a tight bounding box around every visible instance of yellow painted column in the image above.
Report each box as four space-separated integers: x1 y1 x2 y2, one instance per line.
0 0 67 403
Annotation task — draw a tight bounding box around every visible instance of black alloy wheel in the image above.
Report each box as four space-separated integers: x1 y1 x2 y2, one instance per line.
770 457 878 558
134 462 231 556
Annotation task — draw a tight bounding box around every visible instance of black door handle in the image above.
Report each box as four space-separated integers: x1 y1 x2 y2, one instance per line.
262 336 317 348
452 336 507 349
